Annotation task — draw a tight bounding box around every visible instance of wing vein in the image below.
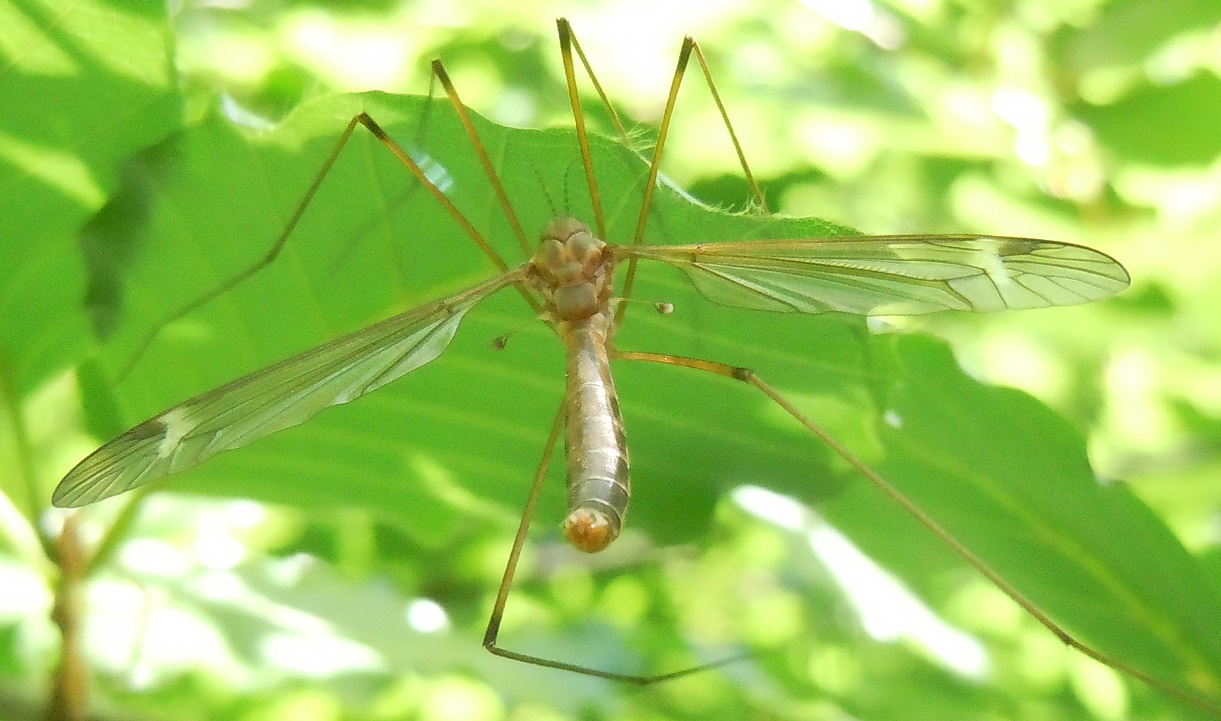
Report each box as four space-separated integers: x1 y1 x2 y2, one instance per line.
53 268 526 507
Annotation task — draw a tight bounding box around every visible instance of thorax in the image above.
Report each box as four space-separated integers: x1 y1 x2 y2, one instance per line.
528 216 616 323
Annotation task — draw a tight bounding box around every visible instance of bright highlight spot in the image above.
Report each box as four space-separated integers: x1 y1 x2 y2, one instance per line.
261 631 384 677
801 0 905 48
156 408 195 460
421 678 504 721
221 94 276 131
194 525 246 570
992 88 1051 165
120 538 193 578
733 485 989 679
406 598 450 633
733 485 807 532
225 500 267 527
802 0 875 32
810 524 988 678
414 152 453 194
0 561 51 617
282 12 413 90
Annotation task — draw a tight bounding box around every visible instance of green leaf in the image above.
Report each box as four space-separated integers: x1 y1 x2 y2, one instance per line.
869 336 1221 707
1071 74 1221 166
0 0 180 396
0 0 179 520
59 89 1221 713
1053 0 1221 75
76 90 859 540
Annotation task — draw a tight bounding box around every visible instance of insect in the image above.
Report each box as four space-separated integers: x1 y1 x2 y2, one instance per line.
53 16 1215 716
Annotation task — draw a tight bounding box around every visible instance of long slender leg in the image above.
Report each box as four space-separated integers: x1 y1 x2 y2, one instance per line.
613 348 1221 716
556 20 768 227
555 20 768 328
428 62 532 259
481 402 563 668
556 19 610 243
116 64 539 380
483 398 746 683
686 41 770 216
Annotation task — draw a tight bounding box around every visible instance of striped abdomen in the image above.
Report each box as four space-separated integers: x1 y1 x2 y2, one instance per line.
560 308 630 553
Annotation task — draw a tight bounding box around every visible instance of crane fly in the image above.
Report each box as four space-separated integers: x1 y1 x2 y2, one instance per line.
54 16 1212 711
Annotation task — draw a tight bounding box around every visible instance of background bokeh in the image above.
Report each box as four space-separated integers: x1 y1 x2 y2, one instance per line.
3 0 1221 719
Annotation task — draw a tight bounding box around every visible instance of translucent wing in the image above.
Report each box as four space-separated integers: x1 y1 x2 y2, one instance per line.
53 268 525 507
624 235 1130 315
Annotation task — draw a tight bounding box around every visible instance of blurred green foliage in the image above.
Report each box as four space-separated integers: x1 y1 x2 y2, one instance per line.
3 0 1221 720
